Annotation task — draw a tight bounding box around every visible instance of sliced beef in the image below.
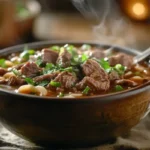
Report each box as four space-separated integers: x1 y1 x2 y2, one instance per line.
41 49 58 64
21 62 41 78
109 53 133 69
115 79 138 87
56 49 72 68
91 50 105 59
77 59 110 92
33 72 59 83
48 71 77 90
0 68 7 76
109 70 120 81
7 76 25 86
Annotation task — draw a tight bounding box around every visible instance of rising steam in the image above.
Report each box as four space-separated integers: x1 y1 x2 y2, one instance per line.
72 0 136 47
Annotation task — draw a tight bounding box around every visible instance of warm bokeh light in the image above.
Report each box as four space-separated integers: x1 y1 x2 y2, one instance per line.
121 0 149 20
132 2 146 16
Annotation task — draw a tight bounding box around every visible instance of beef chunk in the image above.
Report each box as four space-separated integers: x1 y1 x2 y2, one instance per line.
109 70 120 81
42 49 58 64
33 72 59 83
91 50 105 59
109 53 133 69
48 71 77 90
0 68 7 76
21 62 41 78
57 49 72 68
77 59 110 91
7 76 25 86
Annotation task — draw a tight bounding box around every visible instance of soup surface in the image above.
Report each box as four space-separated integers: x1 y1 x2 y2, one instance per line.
0 44 149 98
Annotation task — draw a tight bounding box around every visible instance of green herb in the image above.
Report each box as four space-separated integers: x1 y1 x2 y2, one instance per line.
81 53 89 62
0 59 6 68
25 78 35 85
81 44 91 50
64 44 77 56
57 92 64 97
50 81 61 87
36 57 43 67
51 46 60 52
82 86 91 95
99 58 112 73
20 49 35 60
59 67 73 72
37 80 49 86
114 64 125 75
115 85 124 91
43 63 57 74
12 68 21 76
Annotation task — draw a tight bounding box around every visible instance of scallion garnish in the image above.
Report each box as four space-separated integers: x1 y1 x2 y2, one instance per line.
82 86 91 95
25 78 35 85
114 64 125 75
51 46 60 52
115 85 124 91
50 81 61 87
0 59 6 68
12 68 21 76
20 49 35 60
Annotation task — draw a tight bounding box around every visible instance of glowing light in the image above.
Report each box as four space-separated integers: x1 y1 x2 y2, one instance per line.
132 2 146 16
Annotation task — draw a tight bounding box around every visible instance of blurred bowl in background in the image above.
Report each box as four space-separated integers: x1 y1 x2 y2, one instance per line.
15 0 41 40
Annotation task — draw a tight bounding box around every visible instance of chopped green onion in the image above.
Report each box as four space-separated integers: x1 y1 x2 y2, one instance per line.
114 64 125 75
20 49 35 60
25 78 35 85
0 59 6 68
51 46 60 52
57 92 64 97
99 58 112 73
81 53 89 62
37 80 49 86
64 44 77 56
36 57 43 67
12 68 21 76
50 81 61 87
59 67 73 72
115 85 124 91
82 86 91 95
81 44 91 50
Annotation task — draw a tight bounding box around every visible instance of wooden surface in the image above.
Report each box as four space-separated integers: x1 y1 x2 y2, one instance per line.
33 13 150 51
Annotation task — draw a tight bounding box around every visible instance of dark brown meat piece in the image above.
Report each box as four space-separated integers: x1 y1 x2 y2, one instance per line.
41 49 58 64
109 70 120 81
91 50 105 59
48 71 77 90
56 49 72 68
7 76 25 86
0 68 7 76
33 72 59 83
77 59 110 91
109 53 133 69
21 62 41 78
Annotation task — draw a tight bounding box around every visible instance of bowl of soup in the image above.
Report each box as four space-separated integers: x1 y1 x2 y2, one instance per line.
0 41 149 148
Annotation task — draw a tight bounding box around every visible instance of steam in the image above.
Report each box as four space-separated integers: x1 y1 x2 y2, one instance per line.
72 0 136 47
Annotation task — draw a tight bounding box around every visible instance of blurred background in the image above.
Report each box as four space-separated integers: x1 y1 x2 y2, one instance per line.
0 0 150 50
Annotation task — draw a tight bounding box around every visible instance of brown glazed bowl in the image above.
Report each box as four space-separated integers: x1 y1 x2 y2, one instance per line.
0 41 150 148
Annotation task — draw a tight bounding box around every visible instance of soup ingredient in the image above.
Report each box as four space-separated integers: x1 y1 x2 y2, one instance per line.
21 62 41 78
0 44 149 97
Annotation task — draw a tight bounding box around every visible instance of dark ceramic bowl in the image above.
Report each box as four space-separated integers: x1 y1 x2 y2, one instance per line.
0 41 150 148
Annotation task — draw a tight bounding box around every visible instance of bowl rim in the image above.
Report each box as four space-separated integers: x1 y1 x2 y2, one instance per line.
0 40 149 104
